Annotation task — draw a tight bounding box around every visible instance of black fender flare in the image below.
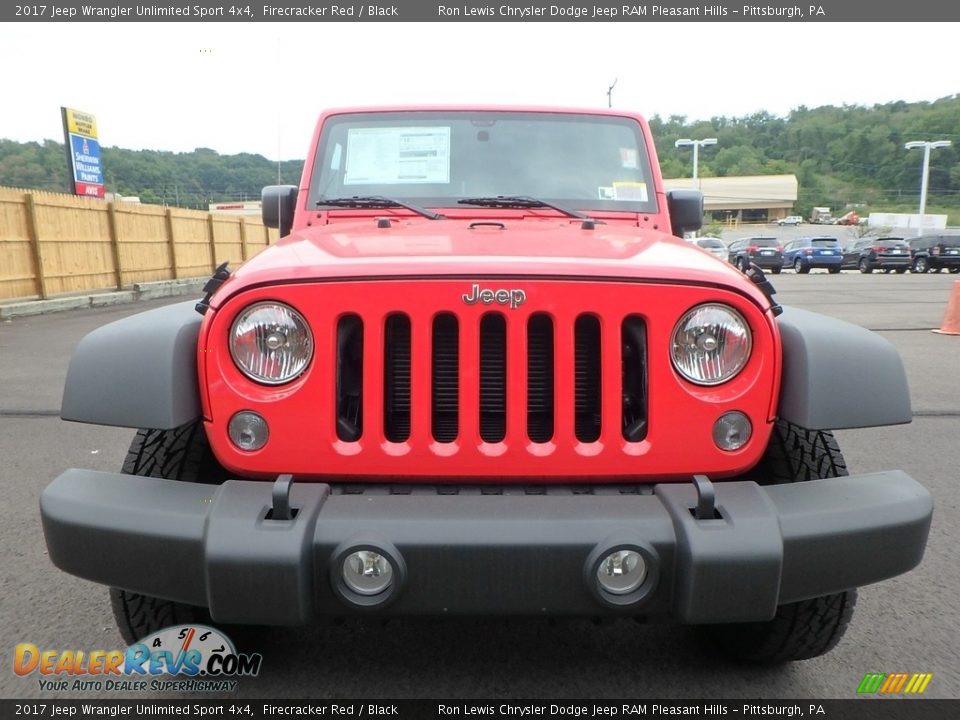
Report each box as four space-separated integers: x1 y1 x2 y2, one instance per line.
776 307 912 430
60 301 202 429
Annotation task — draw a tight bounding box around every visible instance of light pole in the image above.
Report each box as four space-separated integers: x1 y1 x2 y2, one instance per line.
905 140 951 235
674 138 717 182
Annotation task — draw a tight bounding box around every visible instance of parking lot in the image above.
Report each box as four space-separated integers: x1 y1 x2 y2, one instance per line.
1 271 958 700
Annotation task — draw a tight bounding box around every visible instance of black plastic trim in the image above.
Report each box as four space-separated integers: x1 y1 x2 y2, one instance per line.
40 469 931 624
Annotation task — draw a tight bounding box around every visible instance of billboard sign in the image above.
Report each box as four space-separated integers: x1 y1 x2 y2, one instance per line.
61 107 105 198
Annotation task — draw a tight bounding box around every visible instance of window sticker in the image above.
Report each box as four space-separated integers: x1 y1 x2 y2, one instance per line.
344 127 451 185
598 186 616 200
613 181 648 202
619 148 639 169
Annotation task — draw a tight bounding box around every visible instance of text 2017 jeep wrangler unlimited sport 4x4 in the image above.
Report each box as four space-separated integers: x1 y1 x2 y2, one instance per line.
41 107 932 663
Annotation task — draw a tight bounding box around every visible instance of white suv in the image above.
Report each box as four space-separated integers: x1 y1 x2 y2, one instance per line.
777 216 803 226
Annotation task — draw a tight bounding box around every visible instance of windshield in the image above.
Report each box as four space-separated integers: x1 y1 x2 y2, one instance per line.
812 238 840 246
309 111 657 213
750 238 779 247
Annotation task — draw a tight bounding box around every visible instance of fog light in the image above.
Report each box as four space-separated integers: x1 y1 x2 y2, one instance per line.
228 411 269 451
713 411 752 451
596 550 647 596
342 550 393 596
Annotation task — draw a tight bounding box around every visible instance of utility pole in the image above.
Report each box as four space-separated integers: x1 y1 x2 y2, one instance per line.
607 78 618 109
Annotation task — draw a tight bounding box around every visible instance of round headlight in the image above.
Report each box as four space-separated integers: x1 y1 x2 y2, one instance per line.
230 302 313 385
670 303 751 386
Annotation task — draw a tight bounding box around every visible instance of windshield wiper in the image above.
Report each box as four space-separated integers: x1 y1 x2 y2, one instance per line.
457 195 589 220
316 195 443 220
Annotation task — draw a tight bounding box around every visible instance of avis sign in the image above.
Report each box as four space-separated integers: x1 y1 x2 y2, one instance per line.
61 107 105 198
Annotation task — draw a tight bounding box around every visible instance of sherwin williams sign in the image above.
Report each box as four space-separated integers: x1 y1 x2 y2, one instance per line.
61 107 104 198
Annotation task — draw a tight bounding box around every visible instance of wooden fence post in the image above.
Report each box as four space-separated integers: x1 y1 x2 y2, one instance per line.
239 216 249 261
106 202 123 290
24 193 49 300
207 214 217 272
165 208 178 280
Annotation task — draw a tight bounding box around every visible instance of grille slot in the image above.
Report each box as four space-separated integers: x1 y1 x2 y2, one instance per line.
574 315 602 443
479 313 507 443
383 314 411 442
432 314 459 443
335 315 363 441
526 314 554 443
621 316 648 442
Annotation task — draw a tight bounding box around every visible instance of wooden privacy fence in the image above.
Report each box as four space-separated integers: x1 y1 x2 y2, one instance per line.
0 187 278 301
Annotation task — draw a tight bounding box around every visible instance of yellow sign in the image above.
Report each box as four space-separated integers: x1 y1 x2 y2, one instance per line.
64 108 98 138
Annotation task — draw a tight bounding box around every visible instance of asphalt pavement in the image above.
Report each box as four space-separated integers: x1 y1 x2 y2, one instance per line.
1 272 957 700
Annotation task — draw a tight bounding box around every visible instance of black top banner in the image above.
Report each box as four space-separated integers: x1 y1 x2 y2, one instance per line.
4 0 960 22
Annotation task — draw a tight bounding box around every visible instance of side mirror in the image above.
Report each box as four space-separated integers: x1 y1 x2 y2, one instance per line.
261 185 299 238
667 189 704 237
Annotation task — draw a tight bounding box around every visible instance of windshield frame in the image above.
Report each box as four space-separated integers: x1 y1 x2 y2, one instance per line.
307 110 659 215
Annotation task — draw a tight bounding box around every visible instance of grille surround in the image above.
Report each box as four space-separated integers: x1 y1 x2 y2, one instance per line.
203 279 776 481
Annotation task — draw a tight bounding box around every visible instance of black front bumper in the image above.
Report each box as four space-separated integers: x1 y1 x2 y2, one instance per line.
40 470 932 626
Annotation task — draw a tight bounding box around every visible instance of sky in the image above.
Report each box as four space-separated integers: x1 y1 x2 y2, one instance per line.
2 22 958 160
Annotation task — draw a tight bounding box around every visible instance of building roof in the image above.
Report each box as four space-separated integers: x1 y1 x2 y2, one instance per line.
663 175 798 211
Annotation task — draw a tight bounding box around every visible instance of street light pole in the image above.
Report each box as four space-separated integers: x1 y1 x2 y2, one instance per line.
674 138 717 182
904 140 951 235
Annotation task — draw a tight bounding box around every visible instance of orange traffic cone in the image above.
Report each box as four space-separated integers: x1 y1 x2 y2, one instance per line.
933 280 960 335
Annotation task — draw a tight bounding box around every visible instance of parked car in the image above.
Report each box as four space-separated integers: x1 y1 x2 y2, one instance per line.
777 216 802 226
727 236 783 273
841 238 911 273
695 236 727 261
782 236 842 274
908 235 960 273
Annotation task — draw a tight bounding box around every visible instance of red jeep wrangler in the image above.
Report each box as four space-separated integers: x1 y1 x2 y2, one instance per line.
42 107 932 663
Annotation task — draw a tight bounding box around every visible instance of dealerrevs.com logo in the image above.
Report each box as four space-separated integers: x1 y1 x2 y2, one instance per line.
857 672 934 695
14 625 262 693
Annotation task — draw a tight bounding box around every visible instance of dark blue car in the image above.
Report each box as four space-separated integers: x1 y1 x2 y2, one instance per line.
782 236 843 274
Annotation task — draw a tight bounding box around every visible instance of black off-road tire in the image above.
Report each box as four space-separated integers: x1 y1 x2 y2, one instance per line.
110 423 229 645
704 420 858 663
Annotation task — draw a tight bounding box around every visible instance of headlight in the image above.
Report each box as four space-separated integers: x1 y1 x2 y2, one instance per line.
670 303 751 385
230 302 313 384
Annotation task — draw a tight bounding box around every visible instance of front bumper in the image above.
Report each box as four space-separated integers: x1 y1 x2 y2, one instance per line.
41 470 932 626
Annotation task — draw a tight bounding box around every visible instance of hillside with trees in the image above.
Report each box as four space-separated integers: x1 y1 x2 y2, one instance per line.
651 95 960 221
2 95 958 221
0 140 303 209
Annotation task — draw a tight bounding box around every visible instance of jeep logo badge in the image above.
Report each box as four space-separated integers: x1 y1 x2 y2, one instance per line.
462 284 526 309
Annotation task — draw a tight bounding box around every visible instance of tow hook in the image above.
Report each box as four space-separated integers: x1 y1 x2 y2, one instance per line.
692 474 719 520
267 473 298 520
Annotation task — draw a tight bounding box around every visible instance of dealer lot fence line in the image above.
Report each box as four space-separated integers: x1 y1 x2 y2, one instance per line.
0 187 278 301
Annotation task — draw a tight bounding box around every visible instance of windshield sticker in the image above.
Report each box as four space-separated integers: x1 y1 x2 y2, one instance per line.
598 186 616 200
613 181 648 202
330 142 342 171
619 148 639 169
344 127 451 185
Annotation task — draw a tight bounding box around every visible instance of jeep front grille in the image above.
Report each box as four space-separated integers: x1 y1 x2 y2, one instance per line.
335 310 647 447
